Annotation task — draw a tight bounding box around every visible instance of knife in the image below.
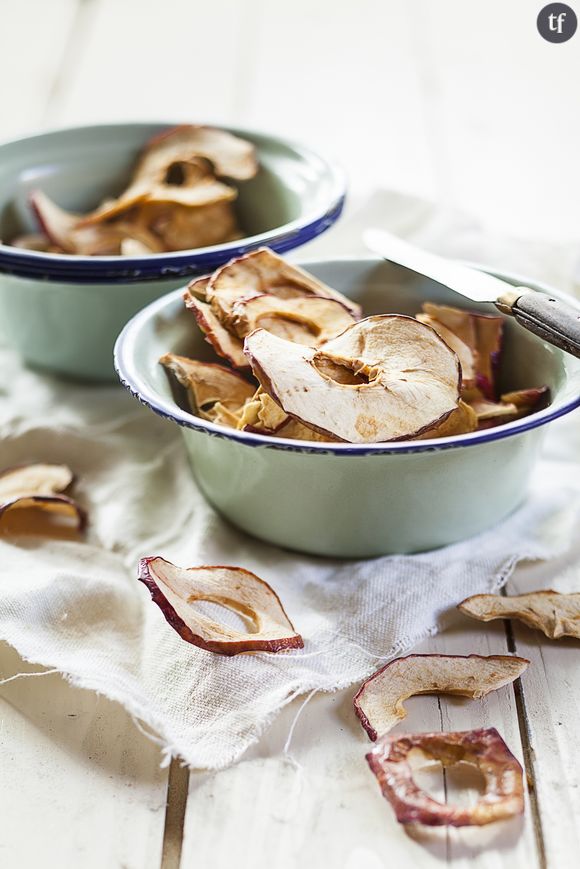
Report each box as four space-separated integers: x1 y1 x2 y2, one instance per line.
364 228 580 358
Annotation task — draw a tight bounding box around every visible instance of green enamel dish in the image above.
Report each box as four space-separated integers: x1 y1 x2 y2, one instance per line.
0 123 345 380
115 257 580 557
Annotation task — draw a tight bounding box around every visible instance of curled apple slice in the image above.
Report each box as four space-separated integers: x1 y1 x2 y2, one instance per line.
134 125 258 183
354 654 528 741
416 313 476 389
0 463 86 532
459 590 580 640
230 294 357 346
183 291 248 370
138 556 303 655
160 354 254 426
207 248 362 328
366 728 524 827
244 316 461 443
421 303 503 400
30 190 125 255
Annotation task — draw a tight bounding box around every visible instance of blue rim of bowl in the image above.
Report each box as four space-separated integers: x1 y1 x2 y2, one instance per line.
0 123 346 283
114 259 580 456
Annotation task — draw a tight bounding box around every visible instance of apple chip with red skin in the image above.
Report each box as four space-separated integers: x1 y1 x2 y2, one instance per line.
472 386 550 430
420 302 503 400
459 590 580 640
354 654 529 741
183 285 249 371
159 353 255 427
230 294 357 347
138 557 303 655
366 727 524 827
207 248 362 328
244 315 461 443
0 463 86 532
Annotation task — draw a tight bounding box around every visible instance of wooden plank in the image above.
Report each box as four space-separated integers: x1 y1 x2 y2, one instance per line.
406 0 580 242
506 555 580 869
0 0 79 139
179 620 539 869
0 641 169 869
231 0 436 200
49 0 249 128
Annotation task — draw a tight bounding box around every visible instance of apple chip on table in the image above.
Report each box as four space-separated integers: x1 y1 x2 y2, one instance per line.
12 125 258 255
160 248 549 444
459 590 580 639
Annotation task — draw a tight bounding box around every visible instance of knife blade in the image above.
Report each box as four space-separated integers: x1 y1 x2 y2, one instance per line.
364 228 580 359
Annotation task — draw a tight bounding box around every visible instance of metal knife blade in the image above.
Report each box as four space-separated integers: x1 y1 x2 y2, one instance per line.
364 228 514 305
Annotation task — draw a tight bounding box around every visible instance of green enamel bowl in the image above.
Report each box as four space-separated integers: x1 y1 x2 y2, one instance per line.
0 123 345 381
115 257 580 557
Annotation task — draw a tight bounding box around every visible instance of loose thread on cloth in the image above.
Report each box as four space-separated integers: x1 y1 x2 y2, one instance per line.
0 668 60 686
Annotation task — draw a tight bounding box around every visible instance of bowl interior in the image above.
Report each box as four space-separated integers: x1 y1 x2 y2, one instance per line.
0 123 334 248
118 257 580 450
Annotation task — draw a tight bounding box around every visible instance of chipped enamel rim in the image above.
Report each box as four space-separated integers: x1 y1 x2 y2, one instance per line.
114 258 580 456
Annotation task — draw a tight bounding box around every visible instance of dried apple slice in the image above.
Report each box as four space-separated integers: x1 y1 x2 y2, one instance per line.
207 248 362 328
138 556 303 655
186 274 211 302
500 386 550 415
421 303 503 400
354 654 529 741
470 386 549 430
412 400 477 440
134 125 258 183
238 388 289 434
10 233 53 251
0 463 86 531
230 294 357 346
459 590 580 640
245 316 461 443
142 200 240 251
416 313 476 390
159 354 254 425
183 291 249 370
366 728 524 826
30 190 125 255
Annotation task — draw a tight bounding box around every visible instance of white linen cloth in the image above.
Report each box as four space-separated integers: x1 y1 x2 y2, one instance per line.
1 191 579 769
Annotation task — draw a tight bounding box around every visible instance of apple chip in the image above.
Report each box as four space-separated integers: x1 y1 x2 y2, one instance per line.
416 313 476 389
238 388 288 434
230 294 357 346
413 400 477 440
11 233 54 252
207 248 362 328
471 386 549 430
138 556 303 655
30 190 127 255
366 728 524 827
160 354 254 426
183 291 248 370
0 462 86 532
459 590 580 640
421 303 503 400
141 200 240 251
244 316 461 443
354 654 529 741
133 125 258 184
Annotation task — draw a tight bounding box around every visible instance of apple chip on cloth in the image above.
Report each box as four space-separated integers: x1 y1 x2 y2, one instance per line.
0 194 578 770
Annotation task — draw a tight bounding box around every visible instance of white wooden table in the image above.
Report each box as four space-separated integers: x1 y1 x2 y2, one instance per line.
1 2 580 866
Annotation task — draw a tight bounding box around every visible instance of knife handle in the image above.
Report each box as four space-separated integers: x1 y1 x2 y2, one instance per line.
496 288 580 358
